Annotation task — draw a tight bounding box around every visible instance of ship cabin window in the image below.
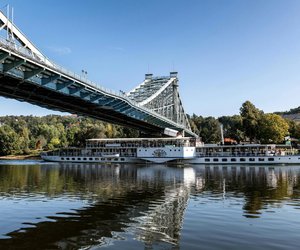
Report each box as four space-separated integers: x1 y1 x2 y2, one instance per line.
66 158 70 160
121 158 125 161
231 158 236 162
83 158 87 160
114 158 118 161
268 158 274 161
240 158 246 162
101 158 105 161
222 158 227 162
259 158 264 161
72 158 75 161
205 158 210 162
249 158 255 162
77 158 81 160
95 158 99 161
213 158 219 162
61 157 64 160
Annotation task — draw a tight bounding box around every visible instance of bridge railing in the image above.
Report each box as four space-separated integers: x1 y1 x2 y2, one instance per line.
0 36 191 131
0 36 121 95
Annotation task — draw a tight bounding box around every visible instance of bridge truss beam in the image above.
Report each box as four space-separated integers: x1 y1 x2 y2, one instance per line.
0 46 197 137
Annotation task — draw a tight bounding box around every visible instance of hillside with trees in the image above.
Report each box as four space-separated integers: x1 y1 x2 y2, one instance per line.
0 101 300 156
189 101 300 144
0 115 138 156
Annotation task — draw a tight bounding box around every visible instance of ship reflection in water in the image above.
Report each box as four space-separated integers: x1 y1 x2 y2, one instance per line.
0 163 300 249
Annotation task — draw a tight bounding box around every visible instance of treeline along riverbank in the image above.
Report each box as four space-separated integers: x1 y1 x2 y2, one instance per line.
1 101 300 157
0 115 139 156
189 101 300 145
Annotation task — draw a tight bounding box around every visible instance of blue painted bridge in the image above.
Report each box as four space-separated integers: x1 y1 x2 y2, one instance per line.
0 10 197 137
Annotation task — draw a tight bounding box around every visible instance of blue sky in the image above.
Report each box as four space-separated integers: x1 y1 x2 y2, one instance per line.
1 0 300 117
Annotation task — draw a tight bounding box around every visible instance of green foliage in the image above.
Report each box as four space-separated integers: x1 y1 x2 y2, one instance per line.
257 114 289 143
286 119 300 139
0 99 297 157
218 115 244 143
189 101 293 145
0 115 139 156
189 115 221 143
240 101 263 142
0 125 20 155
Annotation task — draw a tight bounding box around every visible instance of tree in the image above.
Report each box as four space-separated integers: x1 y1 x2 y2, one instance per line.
240 101 263 142
198 117 221 143
218 115 244 143
188 114 200 135
286 119 300 139
257 114 289 143
0 125 20 155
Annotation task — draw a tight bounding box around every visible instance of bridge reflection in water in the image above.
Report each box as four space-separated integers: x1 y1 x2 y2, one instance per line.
0 164 299 249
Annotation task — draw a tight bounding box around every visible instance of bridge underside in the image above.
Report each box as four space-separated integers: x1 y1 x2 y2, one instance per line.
0 75 163 135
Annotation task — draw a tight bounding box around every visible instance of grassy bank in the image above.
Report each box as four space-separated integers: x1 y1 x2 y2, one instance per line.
0 151 41 160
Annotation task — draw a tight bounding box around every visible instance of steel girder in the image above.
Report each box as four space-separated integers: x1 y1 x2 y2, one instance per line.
0 44 197 137
126 73 192 131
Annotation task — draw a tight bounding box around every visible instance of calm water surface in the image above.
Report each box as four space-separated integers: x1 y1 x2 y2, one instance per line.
0 161 299 249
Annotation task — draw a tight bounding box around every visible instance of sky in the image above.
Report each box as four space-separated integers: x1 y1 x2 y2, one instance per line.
1 0 300 117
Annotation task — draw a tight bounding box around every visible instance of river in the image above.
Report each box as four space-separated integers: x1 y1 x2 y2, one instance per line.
0 160 299 249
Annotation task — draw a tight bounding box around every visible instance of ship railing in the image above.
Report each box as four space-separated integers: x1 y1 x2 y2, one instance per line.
196 152 280 157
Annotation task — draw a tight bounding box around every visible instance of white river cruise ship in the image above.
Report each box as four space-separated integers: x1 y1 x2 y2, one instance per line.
41 137 300 165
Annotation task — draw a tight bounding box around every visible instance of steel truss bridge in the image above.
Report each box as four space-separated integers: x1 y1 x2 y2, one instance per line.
0 10 197 137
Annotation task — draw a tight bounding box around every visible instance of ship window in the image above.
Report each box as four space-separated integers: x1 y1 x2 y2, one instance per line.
114 158 118 161
268 158 274 161
121 158 125 161
72 158 75 160
222 158 227 162
83 158 87 160
89 158 93 160
259 158 264 161
240 158 246 162
205 158 210 162
213 158 218 162
249 158 255 162
95 158 99 160
66 158 70 160
61 157 64 160
231 158 236 162
77 158 81 160
101 158 105 161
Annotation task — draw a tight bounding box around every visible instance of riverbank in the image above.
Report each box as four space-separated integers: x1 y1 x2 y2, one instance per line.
0 153 41 160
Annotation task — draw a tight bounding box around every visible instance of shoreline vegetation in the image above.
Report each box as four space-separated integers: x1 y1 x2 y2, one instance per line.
0 153 41 160
0 101 300 158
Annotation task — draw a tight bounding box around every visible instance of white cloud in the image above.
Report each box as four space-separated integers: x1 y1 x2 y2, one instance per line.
47 46 72 55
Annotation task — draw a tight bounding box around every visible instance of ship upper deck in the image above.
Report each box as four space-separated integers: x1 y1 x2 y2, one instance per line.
86 137 200 148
